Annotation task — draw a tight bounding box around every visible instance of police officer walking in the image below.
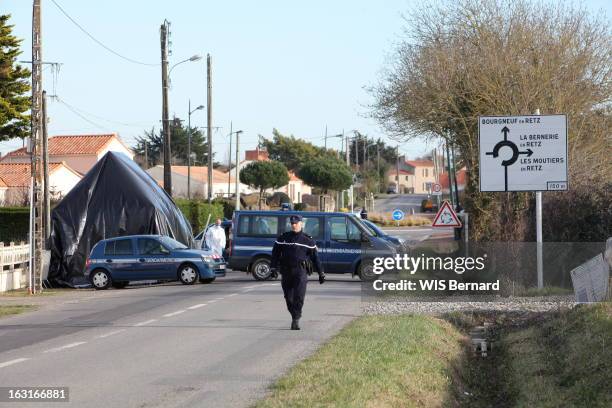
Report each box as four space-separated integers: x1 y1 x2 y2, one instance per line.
271 215 325 330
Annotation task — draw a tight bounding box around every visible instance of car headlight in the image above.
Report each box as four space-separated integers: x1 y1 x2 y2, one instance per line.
201 255 214 263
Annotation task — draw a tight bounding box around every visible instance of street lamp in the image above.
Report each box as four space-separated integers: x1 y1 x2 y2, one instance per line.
161 48 202 196
187 100 204 199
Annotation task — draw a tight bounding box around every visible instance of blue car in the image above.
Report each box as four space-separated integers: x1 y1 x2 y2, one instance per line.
86 235 226 290
359 219 407 252
228 210 397 281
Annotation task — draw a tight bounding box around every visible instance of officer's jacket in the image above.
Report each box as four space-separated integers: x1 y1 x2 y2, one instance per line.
271 231 323 273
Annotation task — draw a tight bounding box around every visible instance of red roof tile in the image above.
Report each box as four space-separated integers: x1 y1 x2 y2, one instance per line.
2 134 123 158
0 177 6 188
0 162 78 187
405 160 434 167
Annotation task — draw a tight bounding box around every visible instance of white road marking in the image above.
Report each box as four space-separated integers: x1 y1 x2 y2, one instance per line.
163 310 185 317
214 297 224 301
0 357 30 368
97 329 126 338
44 342 87 353
207 299 218 303
226 293 238 297
187 303 207 310
134 319 158 327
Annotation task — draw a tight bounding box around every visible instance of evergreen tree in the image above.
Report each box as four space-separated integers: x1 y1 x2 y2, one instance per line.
0 14 31 141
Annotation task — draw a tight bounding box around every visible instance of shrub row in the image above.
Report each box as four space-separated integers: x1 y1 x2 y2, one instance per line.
0 207 29 243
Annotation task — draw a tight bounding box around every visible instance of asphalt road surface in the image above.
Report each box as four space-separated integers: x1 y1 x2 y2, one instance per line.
0 273 361 408
373 193 431 215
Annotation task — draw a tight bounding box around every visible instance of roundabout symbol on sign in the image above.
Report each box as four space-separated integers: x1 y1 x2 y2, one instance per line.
485 126 533 191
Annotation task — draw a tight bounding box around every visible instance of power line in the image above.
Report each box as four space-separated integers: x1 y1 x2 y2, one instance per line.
54 97 154 127
50 0 159 67
56 98 110 131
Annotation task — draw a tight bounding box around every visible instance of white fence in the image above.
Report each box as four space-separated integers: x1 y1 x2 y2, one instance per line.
0 242 29 292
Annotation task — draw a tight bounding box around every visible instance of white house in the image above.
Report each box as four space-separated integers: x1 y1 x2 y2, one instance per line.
145 165 251 199
0 162 82 205
0 133 133 175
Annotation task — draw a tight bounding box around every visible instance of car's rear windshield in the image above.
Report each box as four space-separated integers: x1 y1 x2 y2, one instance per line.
159 236 188 250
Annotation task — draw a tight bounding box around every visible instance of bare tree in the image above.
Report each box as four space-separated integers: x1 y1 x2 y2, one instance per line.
372 0 611 240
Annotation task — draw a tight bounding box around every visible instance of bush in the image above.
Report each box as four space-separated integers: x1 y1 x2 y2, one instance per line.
212 198 235 220
0 207 29 243
174 199 224 234
293 203 307 211
368 213 431 227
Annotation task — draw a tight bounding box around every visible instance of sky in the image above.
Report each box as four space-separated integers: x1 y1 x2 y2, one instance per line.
1 0 610 163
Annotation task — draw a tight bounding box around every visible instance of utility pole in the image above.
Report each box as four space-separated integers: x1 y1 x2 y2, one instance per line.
324 125 328 150
234 130 242 211
446 142 454 207
187 99 192 199
227 122 232 197
206 54 213 202
396 145 400 193
363 136 367 172
376 143 380 193
451 144 460 206
42 90 50 243
160 20 171 196
144 141 148 168
30 0 44 293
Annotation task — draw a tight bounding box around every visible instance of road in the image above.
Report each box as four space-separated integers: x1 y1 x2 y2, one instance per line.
0 273 361 408
373 193 432 215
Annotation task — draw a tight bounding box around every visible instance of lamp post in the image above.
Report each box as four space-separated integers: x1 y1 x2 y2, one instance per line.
187 99 204 199
234 130 243 211
161 44 202 196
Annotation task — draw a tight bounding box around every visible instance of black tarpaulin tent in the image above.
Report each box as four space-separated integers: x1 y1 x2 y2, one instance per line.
48 151 193 286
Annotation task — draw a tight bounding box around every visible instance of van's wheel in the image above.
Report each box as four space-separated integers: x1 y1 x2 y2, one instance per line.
91 269 112 290
199 277 216 284
358 261 377 281
112 281 128 289
252 258 272 281
178 264 199 285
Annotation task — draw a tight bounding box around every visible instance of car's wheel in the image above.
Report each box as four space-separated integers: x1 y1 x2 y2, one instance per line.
251 258 272 281
178 263 199 285
358 260 378 281
199 277 216 284
112 281 128 289
91 269 111 290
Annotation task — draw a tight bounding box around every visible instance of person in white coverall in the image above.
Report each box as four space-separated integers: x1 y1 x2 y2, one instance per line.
205 218 226 256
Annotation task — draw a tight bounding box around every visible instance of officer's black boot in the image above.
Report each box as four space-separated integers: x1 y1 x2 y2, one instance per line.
291 318 300 330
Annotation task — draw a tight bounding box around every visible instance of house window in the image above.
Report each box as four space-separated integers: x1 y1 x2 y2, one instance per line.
405 176 409 181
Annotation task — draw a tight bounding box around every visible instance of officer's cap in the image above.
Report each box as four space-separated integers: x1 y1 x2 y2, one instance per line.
289 215 302 224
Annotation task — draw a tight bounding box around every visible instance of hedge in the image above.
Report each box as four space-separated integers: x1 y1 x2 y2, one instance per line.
0 207 30 243
174 199 224 234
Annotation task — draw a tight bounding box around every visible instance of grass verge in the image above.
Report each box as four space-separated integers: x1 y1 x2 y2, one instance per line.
256 315 466 408
0 288 66 297
0 304 36 318
502 303 611 407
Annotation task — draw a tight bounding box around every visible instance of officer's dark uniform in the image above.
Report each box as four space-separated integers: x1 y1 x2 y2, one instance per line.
271 215 324 330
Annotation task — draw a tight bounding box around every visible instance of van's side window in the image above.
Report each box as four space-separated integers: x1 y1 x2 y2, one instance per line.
282 216 323 239
347 220 361 241
252 216 277 236
330 217 348 241
237 215 279 237
238 216 250 235
114 239 133 255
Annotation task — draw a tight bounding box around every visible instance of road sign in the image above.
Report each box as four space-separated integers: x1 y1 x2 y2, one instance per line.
432 183 442 195
479 115 567 192
391 209 404 221
432 201 462 228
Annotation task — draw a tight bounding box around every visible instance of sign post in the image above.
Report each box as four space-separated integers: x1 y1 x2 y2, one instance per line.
392 209 404 227
479 113 567 288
